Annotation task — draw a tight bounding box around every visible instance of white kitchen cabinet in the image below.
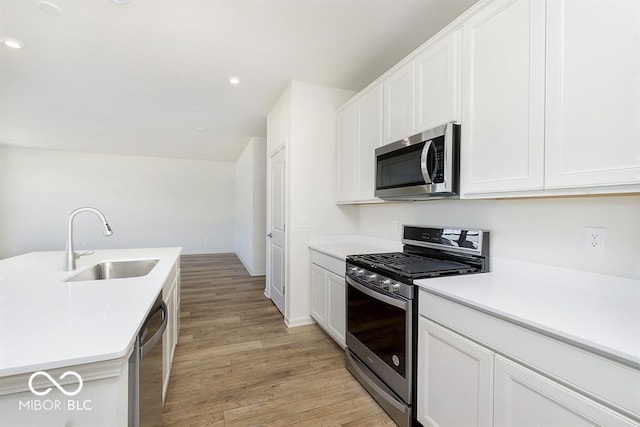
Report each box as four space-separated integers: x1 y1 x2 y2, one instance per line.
494 355 638 427
419 290 640 426
414 30 461 132
336 83 383 204
545 0 640 189
417 317 494 427
310 264 328 324
0 357 130 427
383 61 414 144
336 102 358 202
309 250 346 348
461 0 640 198
355 84 383 201
326 271 346 346
162 261 180 403
461 0 546 195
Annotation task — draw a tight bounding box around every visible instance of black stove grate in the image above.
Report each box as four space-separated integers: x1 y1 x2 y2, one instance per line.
350 252 476 278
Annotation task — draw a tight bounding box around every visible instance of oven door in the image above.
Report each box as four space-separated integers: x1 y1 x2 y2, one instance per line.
345 276 412 403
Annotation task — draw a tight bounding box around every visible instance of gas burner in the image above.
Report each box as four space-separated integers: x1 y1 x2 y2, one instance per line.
349 252 476 279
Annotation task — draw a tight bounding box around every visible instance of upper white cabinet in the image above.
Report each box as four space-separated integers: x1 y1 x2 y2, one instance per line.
461 0 546 194
356 84 384 200
461 0 640 198
414 30 461 133
337 17 464 204
336 102 358 202
545 0 640 189
383 62 414 144
383 29 462 146
336 83 383 204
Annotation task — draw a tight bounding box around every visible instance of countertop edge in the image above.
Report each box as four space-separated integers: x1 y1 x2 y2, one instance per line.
416 273 640 370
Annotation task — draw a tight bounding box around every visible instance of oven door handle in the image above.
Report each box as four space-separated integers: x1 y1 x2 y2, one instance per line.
420 139 433 185
346 277 408 310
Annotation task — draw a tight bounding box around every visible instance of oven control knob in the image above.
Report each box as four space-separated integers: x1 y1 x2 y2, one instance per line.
366 274 377 281
356 269 365 277
391 283 401 293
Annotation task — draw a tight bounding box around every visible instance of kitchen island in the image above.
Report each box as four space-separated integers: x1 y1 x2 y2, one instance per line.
0 247 181 426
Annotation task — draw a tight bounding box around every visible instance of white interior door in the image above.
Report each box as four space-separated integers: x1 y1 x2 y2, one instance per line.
267 146 286 315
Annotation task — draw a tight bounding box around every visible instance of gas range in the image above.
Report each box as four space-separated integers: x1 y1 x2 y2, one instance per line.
346 226 489 299
344 225 489 427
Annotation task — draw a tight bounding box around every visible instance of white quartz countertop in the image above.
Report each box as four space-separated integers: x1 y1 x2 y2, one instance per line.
415 258 640 368
309 235 402 260
0 247 181 377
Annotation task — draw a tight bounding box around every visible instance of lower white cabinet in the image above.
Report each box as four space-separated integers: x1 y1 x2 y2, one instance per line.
494 355 638 427
0 357 130 427
417 317 493 427
326 272 346 345
418 290 640 427
162 262 181 403
309 250 346 348
310 264 345 347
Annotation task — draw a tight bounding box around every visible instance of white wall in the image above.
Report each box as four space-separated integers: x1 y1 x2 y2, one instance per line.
235 137 267 275
267 81 358 326
0 146 236 258
358 195 640 279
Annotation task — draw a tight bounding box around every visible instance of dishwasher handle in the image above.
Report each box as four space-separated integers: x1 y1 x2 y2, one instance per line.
140 300 168 359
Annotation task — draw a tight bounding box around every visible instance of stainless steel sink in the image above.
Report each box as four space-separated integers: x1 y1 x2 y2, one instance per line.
65 259 159 282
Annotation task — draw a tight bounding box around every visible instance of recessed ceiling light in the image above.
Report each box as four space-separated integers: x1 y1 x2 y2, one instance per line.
1 38 25 49
191 106 208 112
196 127 210 132
229 76 241 85
35 0 63 14
111 0 131 4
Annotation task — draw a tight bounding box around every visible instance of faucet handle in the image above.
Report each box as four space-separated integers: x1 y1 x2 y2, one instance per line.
76 251 95 259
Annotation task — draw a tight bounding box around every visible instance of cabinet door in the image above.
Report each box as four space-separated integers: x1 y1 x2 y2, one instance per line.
545 0 640 189
494 355 638 427
163 280 176 403
383 61 414 144
414 30 461 132
336 102 357 202
326 272 346 347
310 264 328 325
356 83 383 201
417 317 494 427
461 0 545 195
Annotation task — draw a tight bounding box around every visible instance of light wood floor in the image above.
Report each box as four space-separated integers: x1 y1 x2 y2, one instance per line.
162 253 394 427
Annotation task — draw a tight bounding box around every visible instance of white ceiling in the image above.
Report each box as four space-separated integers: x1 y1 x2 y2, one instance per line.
0 0 478 162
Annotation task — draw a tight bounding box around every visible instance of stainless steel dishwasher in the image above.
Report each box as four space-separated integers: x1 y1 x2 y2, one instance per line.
128 293 167 427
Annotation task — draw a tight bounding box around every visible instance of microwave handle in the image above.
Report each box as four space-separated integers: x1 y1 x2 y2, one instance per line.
420 140 433 184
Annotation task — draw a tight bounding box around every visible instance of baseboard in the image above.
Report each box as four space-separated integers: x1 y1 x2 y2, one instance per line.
235 253 266 276
285 316 316 328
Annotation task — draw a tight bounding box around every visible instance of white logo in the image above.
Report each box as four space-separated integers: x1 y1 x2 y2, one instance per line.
28 371 83 397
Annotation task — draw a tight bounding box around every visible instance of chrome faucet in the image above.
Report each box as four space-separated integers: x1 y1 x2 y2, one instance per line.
63 207 113 271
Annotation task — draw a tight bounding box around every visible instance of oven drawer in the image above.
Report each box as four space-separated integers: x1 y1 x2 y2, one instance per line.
419 290 640 419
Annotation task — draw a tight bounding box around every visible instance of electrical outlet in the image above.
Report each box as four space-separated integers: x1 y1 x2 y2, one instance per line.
584 227 606 253
392 220 399 232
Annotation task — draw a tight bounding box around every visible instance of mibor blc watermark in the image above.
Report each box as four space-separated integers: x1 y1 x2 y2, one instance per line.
18 371 92 412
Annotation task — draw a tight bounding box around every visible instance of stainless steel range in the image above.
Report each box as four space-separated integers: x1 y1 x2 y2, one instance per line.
345 225 490 426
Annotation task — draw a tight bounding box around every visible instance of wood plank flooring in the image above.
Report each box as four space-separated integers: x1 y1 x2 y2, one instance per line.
162 253 394 427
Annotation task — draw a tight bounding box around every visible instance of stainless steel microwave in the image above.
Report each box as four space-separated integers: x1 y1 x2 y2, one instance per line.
375 123 460 200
